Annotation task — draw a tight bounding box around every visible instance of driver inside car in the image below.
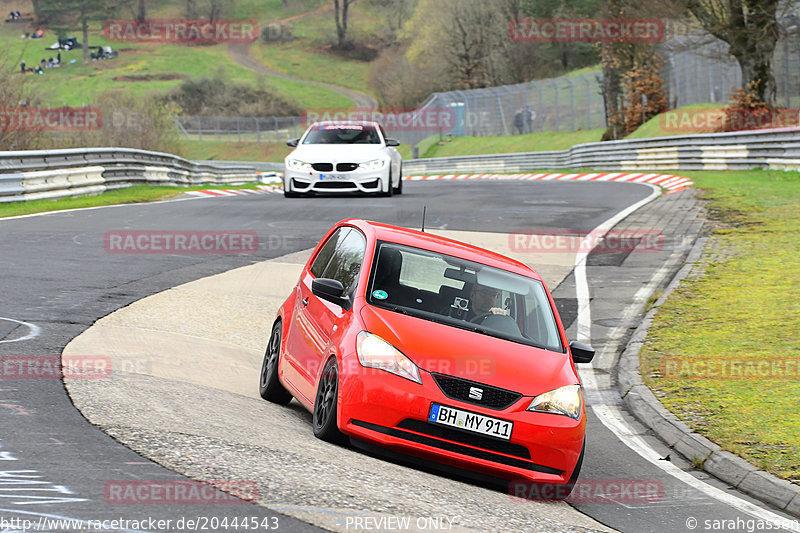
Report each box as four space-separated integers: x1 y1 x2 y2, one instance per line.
449 284 507 322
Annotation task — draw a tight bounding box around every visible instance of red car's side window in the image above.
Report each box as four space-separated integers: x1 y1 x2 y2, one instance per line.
309 227 367 296
310 228 350 277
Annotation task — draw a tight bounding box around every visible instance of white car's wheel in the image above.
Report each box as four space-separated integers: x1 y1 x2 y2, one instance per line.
284 179 300 198
380 171 394 197
392 165 403 195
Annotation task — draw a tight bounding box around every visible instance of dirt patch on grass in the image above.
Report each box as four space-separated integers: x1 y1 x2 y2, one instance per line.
317 40 379 62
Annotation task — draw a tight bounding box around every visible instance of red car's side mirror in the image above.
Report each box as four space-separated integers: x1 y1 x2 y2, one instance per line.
311 278 350 309
569 341 595 364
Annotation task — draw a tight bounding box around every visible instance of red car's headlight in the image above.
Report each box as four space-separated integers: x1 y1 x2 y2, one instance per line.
527 385 583 419
356 331 421 384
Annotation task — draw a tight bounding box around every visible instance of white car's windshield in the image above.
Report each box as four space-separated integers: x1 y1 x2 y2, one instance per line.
303 124 382 144
367 242 564 352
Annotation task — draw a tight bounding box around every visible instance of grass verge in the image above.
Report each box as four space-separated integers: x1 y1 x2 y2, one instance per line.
0 183 260 218
638 169 800 483
422 129 604 158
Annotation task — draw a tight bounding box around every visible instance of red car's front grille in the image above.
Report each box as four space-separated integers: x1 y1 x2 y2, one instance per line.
396 419 530 459
431 373 522 410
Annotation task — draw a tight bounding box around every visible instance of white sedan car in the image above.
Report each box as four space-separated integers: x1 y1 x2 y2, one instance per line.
283 121 403 198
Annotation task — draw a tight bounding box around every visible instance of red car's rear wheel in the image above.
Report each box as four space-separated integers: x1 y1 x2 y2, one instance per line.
259 321 293 404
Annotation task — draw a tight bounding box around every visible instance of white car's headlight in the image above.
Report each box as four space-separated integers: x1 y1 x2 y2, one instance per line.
286 159 312 171
527 385 582 419
358 159 386 170
356 331 421 384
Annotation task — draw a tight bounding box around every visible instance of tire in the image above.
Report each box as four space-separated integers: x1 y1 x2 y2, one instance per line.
392 165 403 195
283 179 300 198
379 171 393 197
258 321 293 404
312 356 347 444
563 440 585 495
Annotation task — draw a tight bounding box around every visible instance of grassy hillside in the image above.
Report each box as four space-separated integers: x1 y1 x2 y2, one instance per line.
422 129 604 158
2 0 351 110
626 103 728 139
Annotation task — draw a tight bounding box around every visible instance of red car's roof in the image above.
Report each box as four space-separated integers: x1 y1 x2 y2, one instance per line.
340 218 543 281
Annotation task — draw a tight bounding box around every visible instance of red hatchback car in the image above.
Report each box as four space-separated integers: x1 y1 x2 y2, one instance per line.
259 219 595 493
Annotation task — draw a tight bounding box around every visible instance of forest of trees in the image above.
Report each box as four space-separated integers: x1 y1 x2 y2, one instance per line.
361 0 795 139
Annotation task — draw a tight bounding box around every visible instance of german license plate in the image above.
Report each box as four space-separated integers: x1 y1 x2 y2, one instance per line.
428 403 513 440
319 173 346 180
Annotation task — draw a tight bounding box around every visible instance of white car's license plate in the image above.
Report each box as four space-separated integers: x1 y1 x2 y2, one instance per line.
428 403 513 440
319 173 346 180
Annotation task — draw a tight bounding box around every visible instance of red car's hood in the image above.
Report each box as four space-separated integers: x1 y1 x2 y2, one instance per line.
359 305 577 396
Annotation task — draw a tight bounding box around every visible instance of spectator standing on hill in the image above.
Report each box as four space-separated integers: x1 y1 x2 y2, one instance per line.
513 109 524 135
523 106 534 134
20 60 25 73
57 51 61 64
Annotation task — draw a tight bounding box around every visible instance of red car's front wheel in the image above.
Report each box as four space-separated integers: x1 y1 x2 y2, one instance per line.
313 357 347 444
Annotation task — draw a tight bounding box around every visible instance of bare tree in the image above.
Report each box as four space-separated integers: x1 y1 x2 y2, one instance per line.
686 0 780 105
404 0 512 89
365 0 416 45
334 0 356 49
0 52 43 150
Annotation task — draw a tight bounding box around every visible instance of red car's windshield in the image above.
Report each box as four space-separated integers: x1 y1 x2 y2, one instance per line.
367 242 564 352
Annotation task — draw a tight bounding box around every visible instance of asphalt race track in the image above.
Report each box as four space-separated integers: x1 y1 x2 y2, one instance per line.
1 180 798 532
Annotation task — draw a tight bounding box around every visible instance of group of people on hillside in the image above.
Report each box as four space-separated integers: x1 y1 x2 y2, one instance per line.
6 10 22 20
21 29 44 39
20 52 61 75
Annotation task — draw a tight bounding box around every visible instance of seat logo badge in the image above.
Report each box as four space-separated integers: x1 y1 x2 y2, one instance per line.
469 387 483 400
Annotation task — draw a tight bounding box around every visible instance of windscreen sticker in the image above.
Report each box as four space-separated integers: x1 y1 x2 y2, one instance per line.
319 124 363 130
372 290 388 300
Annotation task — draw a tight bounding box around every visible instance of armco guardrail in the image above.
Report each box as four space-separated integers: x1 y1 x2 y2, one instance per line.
402 127 800 175
0 147 260 203
3 128 799 202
